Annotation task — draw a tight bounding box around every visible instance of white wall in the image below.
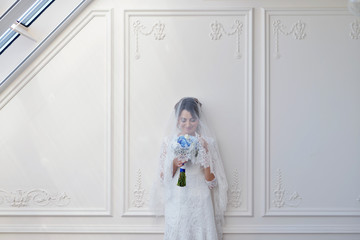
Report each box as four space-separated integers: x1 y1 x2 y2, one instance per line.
0 0 359 239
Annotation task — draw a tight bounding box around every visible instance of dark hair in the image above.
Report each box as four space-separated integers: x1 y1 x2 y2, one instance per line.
175 97 202 119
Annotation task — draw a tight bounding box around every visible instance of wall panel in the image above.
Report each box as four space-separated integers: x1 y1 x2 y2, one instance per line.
0 9 113 216
123 10 253 217
264 9 360 216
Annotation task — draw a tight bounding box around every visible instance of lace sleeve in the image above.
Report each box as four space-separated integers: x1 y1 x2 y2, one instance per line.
195 137 211 168
206 177 218 189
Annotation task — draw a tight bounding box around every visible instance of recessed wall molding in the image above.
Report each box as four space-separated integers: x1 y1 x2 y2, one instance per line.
272 169 302 208
209 19 243 58
272 19 306 58
350 19 360 39
0 9 113 216
133 169 146 208
0 189 71 208
133 20 166 59
124 9 253 217
228 168 242 208
265 8 360 217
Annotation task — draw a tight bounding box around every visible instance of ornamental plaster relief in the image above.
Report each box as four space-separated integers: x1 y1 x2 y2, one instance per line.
133 20 166 59
350 19 360 39
272 19 306 58
133 169 146 208
228 168 242 208
273 169 302 208
210 19 243 59
0 189 70 208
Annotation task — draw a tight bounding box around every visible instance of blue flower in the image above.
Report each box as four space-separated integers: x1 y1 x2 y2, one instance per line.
177 136 191 148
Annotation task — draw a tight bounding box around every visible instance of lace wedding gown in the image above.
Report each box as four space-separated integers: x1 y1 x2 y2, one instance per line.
159 136 222 240
150 98 228 240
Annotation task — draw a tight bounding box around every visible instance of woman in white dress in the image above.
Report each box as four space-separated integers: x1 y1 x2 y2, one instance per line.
151 97 228 240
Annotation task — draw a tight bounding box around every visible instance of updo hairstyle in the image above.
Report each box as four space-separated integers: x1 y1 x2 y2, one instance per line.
174 97 202 119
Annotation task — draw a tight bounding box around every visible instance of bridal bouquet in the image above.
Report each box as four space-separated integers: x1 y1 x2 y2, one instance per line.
174 134 199 187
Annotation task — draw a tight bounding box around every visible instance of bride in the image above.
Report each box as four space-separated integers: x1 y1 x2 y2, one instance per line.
151 97 228 240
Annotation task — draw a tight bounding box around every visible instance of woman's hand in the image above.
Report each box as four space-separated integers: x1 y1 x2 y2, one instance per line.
173 158 186 168
172 158 187 177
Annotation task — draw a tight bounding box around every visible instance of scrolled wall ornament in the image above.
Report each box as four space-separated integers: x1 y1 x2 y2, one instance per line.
228 168 242 208
272 19 306 58
272 169 302 208
133 169 146 208
0 189 71 208
133 20 166 59
209 19 243 59
348 0 360 16
350 19 360 39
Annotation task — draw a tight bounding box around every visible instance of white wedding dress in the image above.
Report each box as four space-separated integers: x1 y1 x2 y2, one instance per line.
158 136 223 240
150 98 228 240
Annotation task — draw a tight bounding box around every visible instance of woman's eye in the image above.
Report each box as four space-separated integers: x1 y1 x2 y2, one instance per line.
181 118 187 123
190 118 196 122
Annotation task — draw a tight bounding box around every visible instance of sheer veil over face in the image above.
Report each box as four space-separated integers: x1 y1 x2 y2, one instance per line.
167 97 203 137
177 110 199 135
150 97 228 240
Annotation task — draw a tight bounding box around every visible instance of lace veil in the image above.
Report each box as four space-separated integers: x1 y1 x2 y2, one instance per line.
150 97 228 238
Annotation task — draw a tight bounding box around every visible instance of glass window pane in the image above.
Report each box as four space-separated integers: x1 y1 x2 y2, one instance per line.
0 28 19 55
17 0 55 27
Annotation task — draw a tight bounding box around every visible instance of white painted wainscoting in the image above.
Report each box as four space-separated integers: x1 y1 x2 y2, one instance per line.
0 0 359 239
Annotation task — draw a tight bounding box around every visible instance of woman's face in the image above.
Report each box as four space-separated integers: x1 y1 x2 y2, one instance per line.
178 110 199 135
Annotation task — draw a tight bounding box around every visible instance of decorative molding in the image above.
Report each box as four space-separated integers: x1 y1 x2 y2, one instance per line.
228 168 242 208
0 189 70 208
132 169 146 208
0 9 113 216
272 19 306 58
124 9 253 217
133 20 165 59
272 169 302 208
264 9 360 216
350 19 360 39
0 224 359 234
210 19 243 58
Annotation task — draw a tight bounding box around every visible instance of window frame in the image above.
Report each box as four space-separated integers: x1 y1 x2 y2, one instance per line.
0 0 93 93
0 0 55 56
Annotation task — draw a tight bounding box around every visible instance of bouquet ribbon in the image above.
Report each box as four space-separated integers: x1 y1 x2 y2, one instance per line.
177 167 186 187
